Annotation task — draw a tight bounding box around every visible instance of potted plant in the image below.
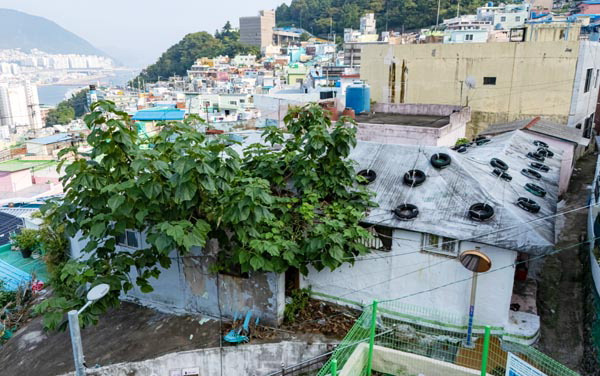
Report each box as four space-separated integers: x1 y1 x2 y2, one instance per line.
13 229 39 259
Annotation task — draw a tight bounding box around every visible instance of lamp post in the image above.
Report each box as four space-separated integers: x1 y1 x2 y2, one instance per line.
68 283 110 376
459 249 492 348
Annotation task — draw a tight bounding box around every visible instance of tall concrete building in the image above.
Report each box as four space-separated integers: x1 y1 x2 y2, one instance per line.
239 10 276 49
0 81 43 138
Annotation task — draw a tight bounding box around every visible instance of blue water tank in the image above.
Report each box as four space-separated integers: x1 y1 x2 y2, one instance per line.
345 82 371 114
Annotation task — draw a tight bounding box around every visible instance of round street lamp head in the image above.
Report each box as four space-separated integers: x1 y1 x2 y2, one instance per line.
459 250 492 273
86 283 110 302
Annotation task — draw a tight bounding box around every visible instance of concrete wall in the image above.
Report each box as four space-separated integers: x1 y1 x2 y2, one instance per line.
0 168 31 192
302 229 517 329
568 40 600 130
356 103 470 146
253 92 321 126
69 235 286 326
360 41 595 136
62 342 331 376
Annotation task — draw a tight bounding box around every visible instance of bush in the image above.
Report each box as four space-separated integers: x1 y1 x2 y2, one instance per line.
284 287 312 323
12 229 39 251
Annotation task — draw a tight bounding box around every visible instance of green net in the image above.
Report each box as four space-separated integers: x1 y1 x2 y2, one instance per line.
317 300 579 376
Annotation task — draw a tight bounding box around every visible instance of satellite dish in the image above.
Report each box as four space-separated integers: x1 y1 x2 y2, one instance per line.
459 250 492 273
465 76 477 89
86 283 110 302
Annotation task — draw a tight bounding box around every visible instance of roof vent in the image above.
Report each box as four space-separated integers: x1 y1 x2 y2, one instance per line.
533 140 549 148
490 158 509 171
529 162 549 173
526 152 545 162
393 204 419 220
517 197 540 213
430 153 452 169
521 168 542 180
403 169 426 187
525 183 546 198
468 203 494 222
492 168 512 181
357 169 377 185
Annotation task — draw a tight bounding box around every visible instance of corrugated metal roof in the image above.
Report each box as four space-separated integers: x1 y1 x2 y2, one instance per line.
352 130 561 255
480 118 589 146
0 258 31 291
25 133 73 145
132 107 186 121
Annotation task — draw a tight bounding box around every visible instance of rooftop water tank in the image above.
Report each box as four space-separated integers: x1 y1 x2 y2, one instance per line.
345 82 370 114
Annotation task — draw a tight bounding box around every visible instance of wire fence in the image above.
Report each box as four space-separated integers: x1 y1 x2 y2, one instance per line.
317 300 579 376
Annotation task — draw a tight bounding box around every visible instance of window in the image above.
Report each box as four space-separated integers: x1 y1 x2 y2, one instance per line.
465 34 474 41
483 77 497 85
585 68 593 93
117 230 139 248
422 233 459 256
596 69 600 88
360 225 393 251
500 16 506 22
229 101 237 105
584 114 594 139
515 16 521 22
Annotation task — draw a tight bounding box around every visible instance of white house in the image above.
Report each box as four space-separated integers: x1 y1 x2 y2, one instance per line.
302 130 562 345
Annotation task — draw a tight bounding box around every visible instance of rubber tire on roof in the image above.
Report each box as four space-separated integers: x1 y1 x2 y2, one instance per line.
357 169 377 185
476 138 491 146
490 158 509 171
521 168 542 180
525 183 546 198
533 140 549 148
492 168 512 182
468 203 494 222
393 204 419 220
517 197 540 213
529 162 549 173
403 169 426 187
430 153 451 169
537 147 554 158
527 152 545 162
456 145 468 153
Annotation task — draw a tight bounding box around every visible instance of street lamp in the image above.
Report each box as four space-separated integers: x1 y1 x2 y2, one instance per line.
68 283 110 376
459 249 491 348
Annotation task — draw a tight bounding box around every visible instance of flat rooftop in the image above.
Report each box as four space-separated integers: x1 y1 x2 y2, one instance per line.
355 113 451 128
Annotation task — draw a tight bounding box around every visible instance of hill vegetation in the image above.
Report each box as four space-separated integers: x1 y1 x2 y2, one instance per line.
275 0 484 37
0 8 106 56
45 89 89 126
130 23 259 87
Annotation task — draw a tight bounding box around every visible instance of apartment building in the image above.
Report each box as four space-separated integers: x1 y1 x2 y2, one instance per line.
239 10 276 49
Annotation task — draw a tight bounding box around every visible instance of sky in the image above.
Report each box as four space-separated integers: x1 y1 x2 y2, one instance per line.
0 0 287 67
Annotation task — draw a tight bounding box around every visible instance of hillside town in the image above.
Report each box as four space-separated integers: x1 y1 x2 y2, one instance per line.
1 1 600 375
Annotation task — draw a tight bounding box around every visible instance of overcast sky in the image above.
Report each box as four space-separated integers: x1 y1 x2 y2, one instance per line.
0 0 287 67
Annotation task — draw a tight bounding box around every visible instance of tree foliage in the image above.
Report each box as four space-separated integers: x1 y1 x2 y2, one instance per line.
130 23 259 88
37 100 373 329
276 0 484 37
45 89 89 126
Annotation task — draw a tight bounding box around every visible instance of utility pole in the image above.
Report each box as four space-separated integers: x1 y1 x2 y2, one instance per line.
457 0 461 17
436 0 442 29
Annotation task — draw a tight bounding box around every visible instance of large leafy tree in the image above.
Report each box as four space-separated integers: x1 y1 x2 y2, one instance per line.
37 101 373 329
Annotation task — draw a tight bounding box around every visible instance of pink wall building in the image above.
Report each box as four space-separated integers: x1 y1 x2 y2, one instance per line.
0 168 33 193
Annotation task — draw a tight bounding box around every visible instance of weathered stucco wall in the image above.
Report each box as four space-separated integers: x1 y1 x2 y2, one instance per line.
360 41 591 136
302 229 517 329
62 342 331 376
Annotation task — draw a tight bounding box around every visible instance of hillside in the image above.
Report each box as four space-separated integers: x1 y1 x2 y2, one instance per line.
0 8 106 56
276 0 484 37
130 24 258 87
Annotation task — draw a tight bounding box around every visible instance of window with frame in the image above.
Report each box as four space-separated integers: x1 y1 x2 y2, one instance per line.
515 16 521 21
360 225 393 252
483 77 496 85
117 230 139 248
500 16 506 22
596 69 600 88
585 68 593 93
465 34 474 41
421 233 459 256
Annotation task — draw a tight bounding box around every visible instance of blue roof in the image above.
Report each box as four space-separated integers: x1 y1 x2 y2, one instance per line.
583 1 600 4
26 133 72 145
132 107 185 121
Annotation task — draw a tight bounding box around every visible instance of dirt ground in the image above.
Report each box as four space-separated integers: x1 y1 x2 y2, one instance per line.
0 298 354 376
536 152 597 374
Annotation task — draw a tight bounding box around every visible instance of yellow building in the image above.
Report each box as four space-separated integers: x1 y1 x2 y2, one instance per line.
360 37 600 137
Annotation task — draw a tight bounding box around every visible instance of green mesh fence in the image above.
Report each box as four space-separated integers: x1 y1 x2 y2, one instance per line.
591 280 600 364
317 300 579 376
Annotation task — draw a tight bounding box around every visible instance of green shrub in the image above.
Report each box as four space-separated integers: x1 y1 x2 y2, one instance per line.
12 229 39 251
284 287 312 323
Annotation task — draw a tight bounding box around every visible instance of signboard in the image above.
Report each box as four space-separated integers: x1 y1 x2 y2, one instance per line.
505 353 547 376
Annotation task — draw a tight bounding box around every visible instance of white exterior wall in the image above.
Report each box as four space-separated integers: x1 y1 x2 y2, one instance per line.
443 30 489 44
492 11 527 29
253 92 321 126
302 229 517 329
568 40 600 131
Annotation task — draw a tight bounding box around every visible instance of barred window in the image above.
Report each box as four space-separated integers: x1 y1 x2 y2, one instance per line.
422 233 458 257
361 225 393 251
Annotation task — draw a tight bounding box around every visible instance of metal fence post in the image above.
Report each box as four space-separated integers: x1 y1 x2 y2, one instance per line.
480 325 491 376
330 358 337 375
366 300 378 376
68 310 85 376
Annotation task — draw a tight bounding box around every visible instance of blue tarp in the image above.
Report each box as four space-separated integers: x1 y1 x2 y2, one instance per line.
132 107 185 121
0 258 31 291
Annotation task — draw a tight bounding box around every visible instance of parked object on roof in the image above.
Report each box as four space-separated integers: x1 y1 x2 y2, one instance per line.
345 82 370 114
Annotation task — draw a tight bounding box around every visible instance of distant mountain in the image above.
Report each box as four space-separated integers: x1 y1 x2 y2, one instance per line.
0 8 107 56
